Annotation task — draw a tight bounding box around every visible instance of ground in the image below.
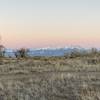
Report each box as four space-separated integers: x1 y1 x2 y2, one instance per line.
0 56 100 100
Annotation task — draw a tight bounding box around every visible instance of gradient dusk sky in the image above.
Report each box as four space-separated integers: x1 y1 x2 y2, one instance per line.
0 0 100 48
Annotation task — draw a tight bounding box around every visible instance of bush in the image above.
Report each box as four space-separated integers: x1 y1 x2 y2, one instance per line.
15 48 29 58
0 45 5 58
64 48 100 58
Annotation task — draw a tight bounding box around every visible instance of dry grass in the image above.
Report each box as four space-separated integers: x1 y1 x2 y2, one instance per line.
0 56 100 100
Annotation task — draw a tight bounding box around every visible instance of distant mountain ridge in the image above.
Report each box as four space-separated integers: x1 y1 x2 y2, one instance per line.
4 46 88 57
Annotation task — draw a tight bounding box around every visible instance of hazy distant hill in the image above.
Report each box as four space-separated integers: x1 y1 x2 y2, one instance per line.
4 47 87 57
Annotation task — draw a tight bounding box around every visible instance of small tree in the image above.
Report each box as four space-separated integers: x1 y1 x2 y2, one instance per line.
0 45 5 57
15 48 28 58
64 48 83 58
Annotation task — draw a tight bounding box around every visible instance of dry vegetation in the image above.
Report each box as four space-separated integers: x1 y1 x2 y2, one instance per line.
0 52 100 100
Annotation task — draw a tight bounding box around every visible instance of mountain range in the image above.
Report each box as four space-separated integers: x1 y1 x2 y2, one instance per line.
3 46 89 57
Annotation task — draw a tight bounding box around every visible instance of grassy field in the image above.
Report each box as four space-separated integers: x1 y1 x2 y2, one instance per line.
0 56 100 100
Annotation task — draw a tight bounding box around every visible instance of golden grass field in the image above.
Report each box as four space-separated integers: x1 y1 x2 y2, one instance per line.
0 56 100 100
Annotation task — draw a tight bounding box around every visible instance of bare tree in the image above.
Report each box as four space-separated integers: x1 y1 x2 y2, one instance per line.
15 48 28 58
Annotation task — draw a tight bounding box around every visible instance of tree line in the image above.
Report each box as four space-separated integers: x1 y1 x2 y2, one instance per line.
0 47 29 58
0 46 100 58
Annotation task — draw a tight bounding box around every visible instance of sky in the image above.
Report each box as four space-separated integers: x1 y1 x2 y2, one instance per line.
0 0 100 48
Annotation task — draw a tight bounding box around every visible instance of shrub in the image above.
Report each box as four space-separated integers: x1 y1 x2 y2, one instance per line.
64 48 100 58
0 45 5 58
15 48 29 58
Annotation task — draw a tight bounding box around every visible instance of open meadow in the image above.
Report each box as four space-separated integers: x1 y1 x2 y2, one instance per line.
0 55 100 100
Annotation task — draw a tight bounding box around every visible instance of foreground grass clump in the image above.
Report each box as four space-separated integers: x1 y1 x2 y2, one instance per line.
0 55 100 100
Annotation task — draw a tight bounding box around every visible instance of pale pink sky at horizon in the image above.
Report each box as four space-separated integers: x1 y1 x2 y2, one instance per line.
0 0 100 49
1 31 100 49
